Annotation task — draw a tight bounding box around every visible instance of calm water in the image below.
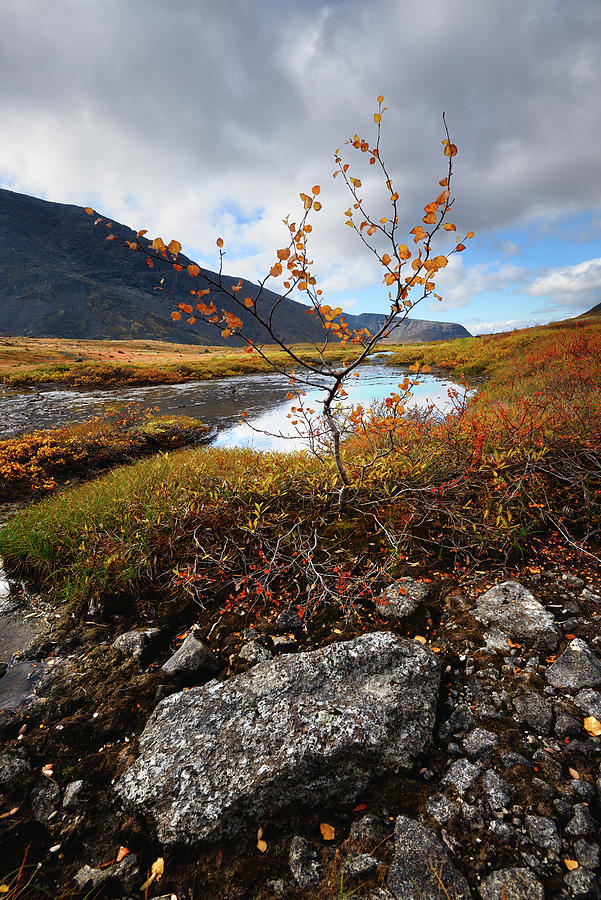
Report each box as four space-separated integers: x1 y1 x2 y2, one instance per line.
0 362 457 452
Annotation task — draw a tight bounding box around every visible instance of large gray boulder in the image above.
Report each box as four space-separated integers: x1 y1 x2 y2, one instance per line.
116 632 440 844
473 582 560 651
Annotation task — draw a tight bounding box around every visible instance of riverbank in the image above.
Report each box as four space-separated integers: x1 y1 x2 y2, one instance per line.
0 337 363 389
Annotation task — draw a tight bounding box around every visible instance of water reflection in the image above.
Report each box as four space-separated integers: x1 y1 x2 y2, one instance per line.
0 364 457 453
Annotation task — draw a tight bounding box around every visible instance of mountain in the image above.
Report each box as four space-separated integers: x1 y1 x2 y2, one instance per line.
0 188 470 345
577 302 601 318
349 313 470 343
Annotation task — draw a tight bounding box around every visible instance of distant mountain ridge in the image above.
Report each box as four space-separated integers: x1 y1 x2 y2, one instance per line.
0 188 470 345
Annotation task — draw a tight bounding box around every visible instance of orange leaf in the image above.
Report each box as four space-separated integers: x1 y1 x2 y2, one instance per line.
277 248 291 261
443 223 456 231
312 185 320 195
564 859 579 871
584 716 601 736
257 839 267 853
221 329 231 338
168 239 182 255
116 846 129 863
244 297 254 308
377 94 384 103
398 245 411 260
414 635 427 644
313 201 322 211
270 263 283 277
171 311 181 321
374 112 381 124
381 253 391 266
568 767 580 780
456 244 466 252
187 264 200 277
466 231 475 239
444 143 458 157
84 207 94 215
152 237 165 250
172 263 184 271
320 823 335 841
216 237 224 248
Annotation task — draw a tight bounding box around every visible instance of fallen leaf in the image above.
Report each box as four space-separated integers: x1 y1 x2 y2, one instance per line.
140 857 164 892
568 767 580 780
353 803 367 812
257 839 267 853
584 716 601 736
320 822 335 841
215 848 223 869
564 859 579 871
506 638 521 649
116 846 130 862
414 636 427 644
0 807 19 820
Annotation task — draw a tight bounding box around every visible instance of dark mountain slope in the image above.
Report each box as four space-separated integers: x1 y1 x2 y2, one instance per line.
0 188 470 344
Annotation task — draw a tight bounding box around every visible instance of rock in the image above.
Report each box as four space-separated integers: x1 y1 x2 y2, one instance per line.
462 728 499 763
349 814 390 845
116 633 440 843
489 820 515 843
161 632 220 676
462 800 485 831
555 712 582 739
483 770 512 812
425 793 461 825
439 703 476 740
112 628 160 661
271 634 297 650
565 804 596 839
581 587 601 604
0 751 31 791
473 582 560 651
574 689 601 719
74 854 139 893
484 628 512 652
479 867 544 899
512 693 554 736
238 641 273 664
62 779 84 809
563 868 600 898
546 640 601 689
524 815 561 856
30 779 60 822
342 853 380 881
442 758 481 796
274 609 303 633
563 574 585 590
387 816 472 899
288 836 322 888
574 841 600 871
375 577 429 620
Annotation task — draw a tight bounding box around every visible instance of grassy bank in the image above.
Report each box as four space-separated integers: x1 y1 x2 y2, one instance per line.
1 316 599 614
0 410 210 501
0 336 362 388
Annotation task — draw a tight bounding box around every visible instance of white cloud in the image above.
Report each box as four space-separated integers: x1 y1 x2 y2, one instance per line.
525 257 601 307
432 257 526 309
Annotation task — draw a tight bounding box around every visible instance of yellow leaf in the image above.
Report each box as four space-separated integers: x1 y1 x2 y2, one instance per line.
568 767 580 780
171 311 181 321
168 239 182 255
84 207 94 215
314 201 322 211
277 248 291 261
434 256 448 267
443 223 456 231
398 245 411 260
320 823 335 841
0 886 9 894
381 254 391 266
187 264 200 277
584 716 601 736
564 859 579 871
116 846 130 862
151 858 164 881
466 231 475 239
374 113 381 124
377 94 384 103
414 636 427 644
152 237 165 250
350 177 362 188
444 143 458 157
257 839 267 853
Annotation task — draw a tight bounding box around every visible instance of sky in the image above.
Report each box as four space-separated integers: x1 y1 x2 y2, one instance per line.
1 0 600 335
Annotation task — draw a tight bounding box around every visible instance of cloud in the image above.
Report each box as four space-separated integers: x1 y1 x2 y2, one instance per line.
0 0 600 318
525 257 601 307
432 256 526 309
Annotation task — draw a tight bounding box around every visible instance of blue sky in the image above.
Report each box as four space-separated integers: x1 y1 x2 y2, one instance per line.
0 0 600 336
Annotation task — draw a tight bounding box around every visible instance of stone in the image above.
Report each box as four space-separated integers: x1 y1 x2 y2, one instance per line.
555 713 582 739
161 632 220 676
512 693 554 736
74 854 139 893
483 628 512 652
375 577 429 620
349 814 390 845
30 779 60 822
565 804 596 839
342 853 380 881
116 633 440 843
62 779 84 809
442 758 480 796
425 793 460 825
274 609 303 633
112 628 160 662
0 751 31 791
478 867 544 900
524 815 561 856
462 728 499 763
387 816 472 899
483 770 512 812
489 820 515 843
563 868 600 898
546 640 601 689
288 836 322 888
574 689 601 719
563 574 585 590
574 841 600 871
473 582 560 651
439 703 475 740
238 641 273 664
